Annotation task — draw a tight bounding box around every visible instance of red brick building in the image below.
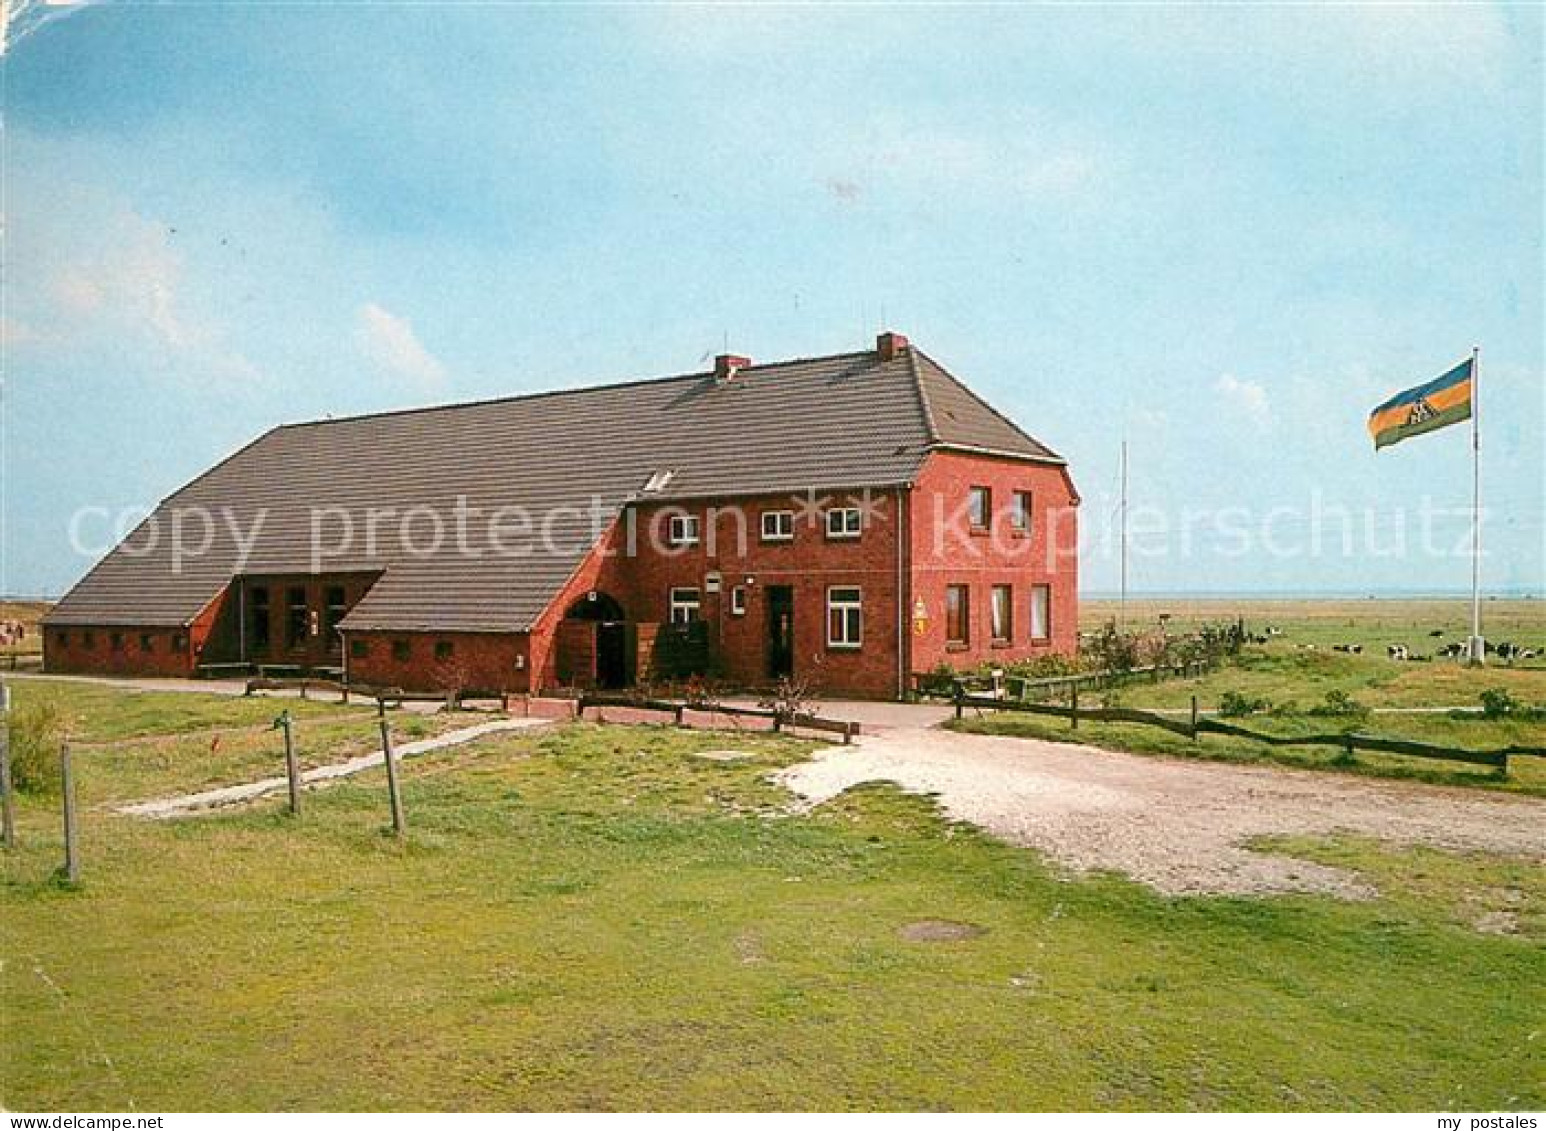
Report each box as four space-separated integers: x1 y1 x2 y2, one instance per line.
44 334 1079 699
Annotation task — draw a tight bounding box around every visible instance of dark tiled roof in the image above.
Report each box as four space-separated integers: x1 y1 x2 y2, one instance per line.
47 343 1064 632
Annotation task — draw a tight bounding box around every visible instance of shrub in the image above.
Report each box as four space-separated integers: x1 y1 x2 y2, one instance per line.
1218 691 1271 717
1307 689 1370 722
1084 621 1141 675
1479 687 1519 719
7 700 65 795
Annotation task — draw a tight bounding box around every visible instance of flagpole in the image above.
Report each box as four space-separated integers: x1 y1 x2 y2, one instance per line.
1468 345 1483 665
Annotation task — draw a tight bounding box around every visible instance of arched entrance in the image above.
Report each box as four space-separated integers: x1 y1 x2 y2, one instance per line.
561 591 629 688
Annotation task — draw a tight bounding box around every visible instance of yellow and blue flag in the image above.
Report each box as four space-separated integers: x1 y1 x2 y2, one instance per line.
1368 358 1473 451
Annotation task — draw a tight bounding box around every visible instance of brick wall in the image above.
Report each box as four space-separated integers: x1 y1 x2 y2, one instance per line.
43 587 231 678
907 451 1080 676
344 630 529 695
43 624 198 677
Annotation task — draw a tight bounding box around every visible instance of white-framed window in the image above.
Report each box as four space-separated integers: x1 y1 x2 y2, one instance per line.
826 507 862 539
827 586 863 648
1011 490 1033 533
669 587 701 624
730 586 748 616
668 514 700 547
968 486 992 530
991 585 1013 643
761 510 794 542
1030 584 1051 641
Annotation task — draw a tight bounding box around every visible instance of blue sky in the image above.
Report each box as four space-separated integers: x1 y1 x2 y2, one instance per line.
3 3 1542 598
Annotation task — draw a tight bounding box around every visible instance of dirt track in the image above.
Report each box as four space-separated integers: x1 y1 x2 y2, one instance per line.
777 725 1546 898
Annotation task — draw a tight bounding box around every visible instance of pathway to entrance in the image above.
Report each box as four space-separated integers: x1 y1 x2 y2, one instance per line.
118 717 548 819
777 723 1546 899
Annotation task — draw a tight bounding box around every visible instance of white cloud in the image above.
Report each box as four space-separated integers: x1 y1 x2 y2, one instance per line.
28 199 260 383
355 303 447 387
1214 372 1271 428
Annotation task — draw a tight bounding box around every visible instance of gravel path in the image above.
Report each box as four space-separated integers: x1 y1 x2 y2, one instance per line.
777 727 1546 898
118 717 547 819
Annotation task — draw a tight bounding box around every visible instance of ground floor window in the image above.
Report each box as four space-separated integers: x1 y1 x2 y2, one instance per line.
434 640 455 661
350 639 369 660
249 586 271 651
286 587 308 649
140 633 155 652
827 587 862 648
991 585 1013 643
1030 584 1051 641
946 584 970 646
392 639 411 662
669 587 701 624
110 632 124 652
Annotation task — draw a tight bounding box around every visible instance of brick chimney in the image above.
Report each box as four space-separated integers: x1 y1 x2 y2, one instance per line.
876 331 909 361
714 353 751 384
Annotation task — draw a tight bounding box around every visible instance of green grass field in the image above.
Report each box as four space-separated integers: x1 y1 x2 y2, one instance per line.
949 597 1546 793
3 679 1544 1111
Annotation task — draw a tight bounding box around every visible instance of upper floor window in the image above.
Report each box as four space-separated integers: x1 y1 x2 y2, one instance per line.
968 486 992 531
945 584 970 646
1030 584 1052 641
730 586 748 616
668 514 700 547
826 507 862 540
669 587 701 625
991 586 1013 643
827 587 863 649
761 510 794 542
1011 491 1033 533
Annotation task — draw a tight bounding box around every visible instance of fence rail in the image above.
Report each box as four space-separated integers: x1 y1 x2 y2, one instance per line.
576 693 860 743
950 692 1545 773
913 660 1215 705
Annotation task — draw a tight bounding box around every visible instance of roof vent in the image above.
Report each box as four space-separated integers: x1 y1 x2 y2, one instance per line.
714 353 751 384
876 331 909 361
641 468 676 493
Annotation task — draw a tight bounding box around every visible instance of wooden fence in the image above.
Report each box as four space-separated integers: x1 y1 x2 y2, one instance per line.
576 693 861 743
913 660 1214 706
947 691 1546 773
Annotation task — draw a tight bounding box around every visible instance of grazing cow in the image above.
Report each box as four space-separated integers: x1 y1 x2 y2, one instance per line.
1332 643 1364 654
1387 644 1409 661
1429 629 1445 638
1264 626 1283 638
1438 642 1466 659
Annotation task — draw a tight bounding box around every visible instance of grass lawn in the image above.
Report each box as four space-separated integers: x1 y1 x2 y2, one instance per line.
944 598 1546 794
5 680 484 807
3 711 1544 1111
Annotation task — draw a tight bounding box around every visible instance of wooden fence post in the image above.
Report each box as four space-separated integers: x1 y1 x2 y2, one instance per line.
60 740 80 883
377 702 406 838
953 680 964 721
1070 684 1079 730
0 680 15 849
1190 695 1199 741
277 710 300 817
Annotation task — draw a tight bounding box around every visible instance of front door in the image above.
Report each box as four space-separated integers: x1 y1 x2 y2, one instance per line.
766 586 794 680
596 621 628 689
